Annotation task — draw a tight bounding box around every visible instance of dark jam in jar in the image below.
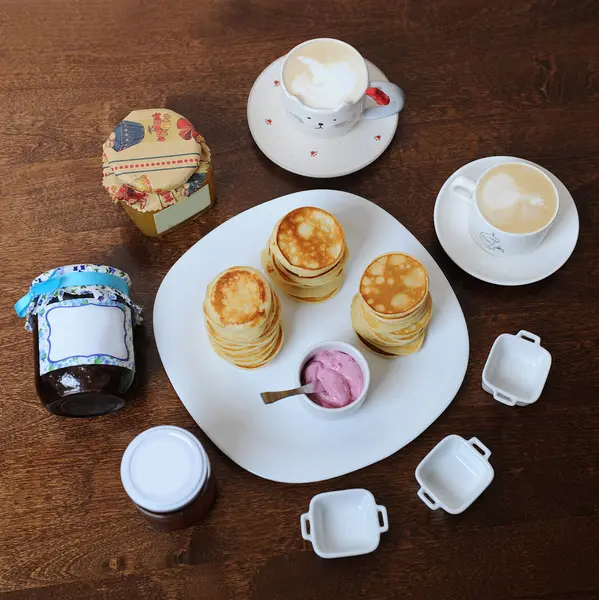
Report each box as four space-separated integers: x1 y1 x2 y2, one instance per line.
34 294 134 417
121 426 216 532
15 265 141 418
135 468 217 532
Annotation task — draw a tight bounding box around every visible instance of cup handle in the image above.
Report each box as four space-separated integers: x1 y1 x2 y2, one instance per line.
417 487 439 510
300 513 312 541
493 390 517 407
468 437 492 460
363 81 405 119
376 505 389 533
516 330 541 345
450 175 476 203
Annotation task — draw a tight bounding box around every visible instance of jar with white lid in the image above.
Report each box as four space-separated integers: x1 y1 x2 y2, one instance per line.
120 425 216 531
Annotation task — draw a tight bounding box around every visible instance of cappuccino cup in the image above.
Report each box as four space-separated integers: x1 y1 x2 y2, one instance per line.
450 161 559 256
281 38 404 139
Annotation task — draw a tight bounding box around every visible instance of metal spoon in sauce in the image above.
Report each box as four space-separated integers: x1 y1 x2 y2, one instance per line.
260 382 322 405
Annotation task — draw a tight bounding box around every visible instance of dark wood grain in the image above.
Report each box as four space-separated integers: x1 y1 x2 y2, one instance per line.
1 0 599 598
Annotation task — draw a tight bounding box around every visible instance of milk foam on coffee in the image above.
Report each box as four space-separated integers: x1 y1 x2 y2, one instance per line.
283 40 366 109
477 164 558 234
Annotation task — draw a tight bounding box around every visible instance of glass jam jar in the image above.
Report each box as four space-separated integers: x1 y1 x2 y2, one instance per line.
102 108 215 237
14 265 142 417
120 426 216 531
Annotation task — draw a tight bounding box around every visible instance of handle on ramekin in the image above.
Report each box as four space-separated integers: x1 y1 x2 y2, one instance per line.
417 487 440 510
450 175 476 203
363 81 405 119
493 389 517 407
300 513 312 541
377 505 389 533
468 437 492 460
516 330 541 345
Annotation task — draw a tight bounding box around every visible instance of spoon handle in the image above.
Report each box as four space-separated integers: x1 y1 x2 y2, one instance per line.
261 383 315 405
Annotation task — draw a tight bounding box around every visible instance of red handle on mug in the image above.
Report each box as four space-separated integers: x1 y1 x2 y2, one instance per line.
363 82 405 120
365 87 391 105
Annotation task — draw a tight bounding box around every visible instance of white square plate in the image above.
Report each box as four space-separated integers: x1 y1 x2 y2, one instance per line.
154 190 469 483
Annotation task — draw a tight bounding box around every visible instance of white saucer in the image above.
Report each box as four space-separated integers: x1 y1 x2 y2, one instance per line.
247 57 399 178
434 156 579 286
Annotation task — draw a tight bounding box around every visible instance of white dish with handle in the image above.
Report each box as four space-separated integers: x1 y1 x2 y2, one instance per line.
416 435 494 514
300 489 389 558
483 330 551 406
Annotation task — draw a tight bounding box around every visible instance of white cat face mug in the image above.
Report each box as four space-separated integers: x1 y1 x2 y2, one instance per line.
281 38 405 139
450 161 560 257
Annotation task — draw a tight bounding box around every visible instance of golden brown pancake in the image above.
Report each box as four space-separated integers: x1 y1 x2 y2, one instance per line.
360 292 432 336
356 333 396 357
207 292 280 346
288 283 342 303
360 253 428 318
262 207 348 303
204 266 271 330
275 207 344 274
265 243 347 288
356 327 426 357
209 325 284 368
204 266 283 369
262 247 345 302
351 253 432 358
232 328 285 370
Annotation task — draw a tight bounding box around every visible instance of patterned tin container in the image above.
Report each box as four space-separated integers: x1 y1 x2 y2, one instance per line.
102 109 215 236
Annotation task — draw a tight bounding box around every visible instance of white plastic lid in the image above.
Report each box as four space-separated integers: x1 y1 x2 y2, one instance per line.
120 425 208 513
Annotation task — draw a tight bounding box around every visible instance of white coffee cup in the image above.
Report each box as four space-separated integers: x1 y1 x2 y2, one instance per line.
450 161 559 256
281 38 404 139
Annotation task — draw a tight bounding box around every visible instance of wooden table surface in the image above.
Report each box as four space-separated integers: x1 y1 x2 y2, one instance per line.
1 0 599 598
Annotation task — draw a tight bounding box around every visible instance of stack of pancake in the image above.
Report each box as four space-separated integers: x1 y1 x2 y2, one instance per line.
351 253 432 357
261 206 348 303
204 266 283 369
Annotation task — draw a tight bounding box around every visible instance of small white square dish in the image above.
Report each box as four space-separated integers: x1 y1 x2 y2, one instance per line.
415 435 494 514
483 330 551 406
300 489 389 558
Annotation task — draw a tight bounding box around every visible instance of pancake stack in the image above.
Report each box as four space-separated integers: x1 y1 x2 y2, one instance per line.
204 267 283 369
261 207 348 303
351 253 432 357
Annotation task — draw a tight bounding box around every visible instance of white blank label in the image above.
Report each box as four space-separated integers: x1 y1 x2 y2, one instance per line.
154 185 211 234
46 304 128 362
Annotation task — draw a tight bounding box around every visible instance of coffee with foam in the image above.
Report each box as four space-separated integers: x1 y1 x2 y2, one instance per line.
477 163 558 234
283 40 367 110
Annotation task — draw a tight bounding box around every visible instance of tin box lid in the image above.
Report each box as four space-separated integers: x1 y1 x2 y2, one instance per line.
102 108 212 213
120 425 208 513
103 109 201 192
